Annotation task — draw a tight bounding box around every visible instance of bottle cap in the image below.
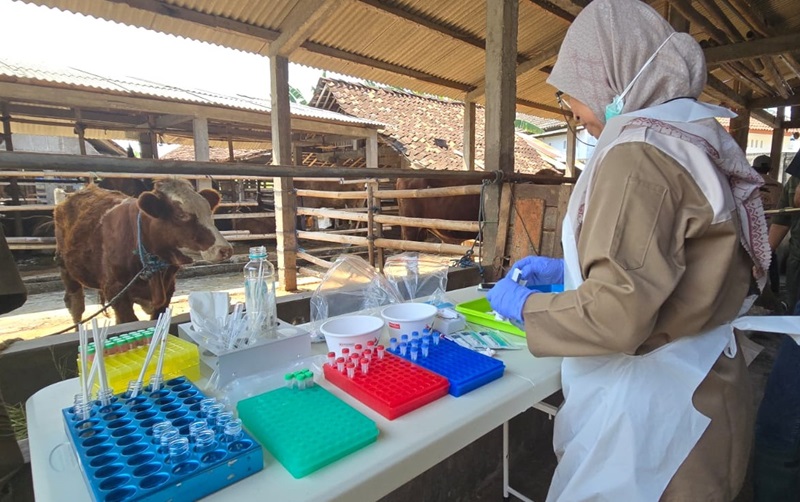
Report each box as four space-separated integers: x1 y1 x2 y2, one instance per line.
248 245 267 259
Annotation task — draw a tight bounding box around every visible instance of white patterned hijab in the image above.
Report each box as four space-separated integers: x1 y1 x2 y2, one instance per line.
547 0 706 123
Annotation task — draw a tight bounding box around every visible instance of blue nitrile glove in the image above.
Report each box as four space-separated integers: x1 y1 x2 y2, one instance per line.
486 276 536 324
511 256 564 286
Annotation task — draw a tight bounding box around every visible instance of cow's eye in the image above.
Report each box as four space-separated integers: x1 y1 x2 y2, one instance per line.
177 212 192 222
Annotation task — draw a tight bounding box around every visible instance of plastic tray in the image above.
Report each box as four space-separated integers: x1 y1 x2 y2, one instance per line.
78 335 200 394
237 385 378 478
390 337 505 397
323 352 449 420
455 284 563 338
61 377 263 502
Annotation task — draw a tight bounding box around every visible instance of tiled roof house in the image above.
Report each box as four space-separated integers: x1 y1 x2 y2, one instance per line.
309 78 560 176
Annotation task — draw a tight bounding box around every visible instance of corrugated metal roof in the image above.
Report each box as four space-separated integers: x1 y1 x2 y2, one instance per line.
0 59 382 128
17 0 800 120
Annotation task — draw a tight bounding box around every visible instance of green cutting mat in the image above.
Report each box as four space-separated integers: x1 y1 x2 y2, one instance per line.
237 385 379 478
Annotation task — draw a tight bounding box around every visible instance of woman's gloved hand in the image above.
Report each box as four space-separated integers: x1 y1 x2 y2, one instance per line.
486 277 536 324
511 256 564 286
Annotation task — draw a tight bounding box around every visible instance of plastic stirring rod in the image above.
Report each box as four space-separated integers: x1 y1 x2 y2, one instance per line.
153 308 172 385
92 319 110 398
132 312 166 396
78 324 89 419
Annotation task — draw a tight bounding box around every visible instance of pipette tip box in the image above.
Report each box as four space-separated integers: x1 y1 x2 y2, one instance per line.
62 377 263 502
237 385 378 479
323 352 449 420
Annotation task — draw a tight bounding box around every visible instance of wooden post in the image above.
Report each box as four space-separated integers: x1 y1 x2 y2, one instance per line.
482 0 518 281
366 129 379 169
2 102 23 237
227 137 235 161
729 107 751 152
74 109 87 156
769 107 785 177
565 118 577 177
193 117 212 190
271 54 298 291
366 182 375 267
463 100 476 171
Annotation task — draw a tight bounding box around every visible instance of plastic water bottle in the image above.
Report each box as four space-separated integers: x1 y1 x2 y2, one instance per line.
243 246 277 337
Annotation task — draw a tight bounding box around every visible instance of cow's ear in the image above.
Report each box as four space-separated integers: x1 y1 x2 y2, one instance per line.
138 192 172 220
199 189 221 212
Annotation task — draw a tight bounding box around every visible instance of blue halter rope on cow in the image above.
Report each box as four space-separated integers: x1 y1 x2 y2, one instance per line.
450 180 490 280
134 211 172 280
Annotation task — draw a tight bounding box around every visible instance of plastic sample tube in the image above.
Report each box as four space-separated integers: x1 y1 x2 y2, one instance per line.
336 357 346 373
199 397 217 418
296 373 307 390
169 437 190 463
224 419 243 442
341 347 350 357
433 332 441 346
303 370 314 387
410 345 418 362
363 349 372 361
360 357 369 375
399 342 408 356
160 429 180 452
376 345 385 360
346 362 356 379
284 373 295 389
354 344 363 355
327 352 336 367
194 429 217 453
189 420 207 442
422 340 430 358
216 411 233 434
367 340 375 351
152 421 174 444
206 403 225 426
389 337 398 351
412 331 419 340
401 334 409 343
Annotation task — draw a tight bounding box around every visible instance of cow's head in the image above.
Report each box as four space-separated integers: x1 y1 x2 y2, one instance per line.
137 178 233 264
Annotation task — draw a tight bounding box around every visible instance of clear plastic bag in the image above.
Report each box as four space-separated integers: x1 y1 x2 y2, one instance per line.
309 255 403 342
383 252 449 305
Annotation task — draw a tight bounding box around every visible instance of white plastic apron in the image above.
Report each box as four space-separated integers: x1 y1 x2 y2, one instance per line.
547 100 800 502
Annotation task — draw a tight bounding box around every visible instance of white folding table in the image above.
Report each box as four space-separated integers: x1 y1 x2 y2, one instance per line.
26 286 562 501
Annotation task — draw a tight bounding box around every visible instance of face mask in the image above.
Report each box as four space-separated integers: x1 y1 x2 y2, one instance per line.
605 33 676 122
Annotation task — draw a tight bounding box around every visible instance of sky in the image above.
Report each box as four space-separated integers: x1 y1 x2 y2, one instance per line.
0 0 325 102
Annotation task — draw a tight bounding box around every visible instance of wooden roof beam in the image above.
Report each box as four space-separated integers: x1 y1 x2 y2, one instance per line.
300 42 475 92
706 75 780 128
705 32 800 65
113 0 473 93
110 0 280 42
465 44 560 101
526 0 577 22
749 92 800 110
268 0 339 57
357 0 486 52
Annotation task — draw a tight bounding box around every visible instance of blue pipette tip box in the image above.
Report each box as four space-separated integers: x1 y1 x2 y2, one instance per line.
61 377 263 502
390 335 505 396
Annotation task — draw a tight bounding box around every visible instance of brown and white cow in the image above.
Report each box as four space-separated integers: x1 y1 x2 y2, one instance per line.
54 178 233 324
396 177 481 244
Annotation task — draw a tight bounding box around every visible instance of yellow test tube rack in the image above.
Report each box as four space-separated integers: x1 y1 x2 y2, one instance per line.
78 331 201 393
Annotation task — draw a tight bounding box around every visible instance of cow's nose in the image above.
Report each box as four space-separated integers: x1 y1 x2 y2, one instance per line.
218 246 233 261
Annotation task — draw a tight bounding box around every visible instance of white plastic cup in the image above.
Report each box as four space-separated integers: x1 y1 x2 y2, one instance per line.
320 315 384 357
381 303 438 340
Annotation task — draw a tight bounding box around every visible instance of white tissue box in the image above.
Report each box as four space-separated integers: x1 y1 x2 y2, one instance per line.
432 307 466 335
177 319 310 387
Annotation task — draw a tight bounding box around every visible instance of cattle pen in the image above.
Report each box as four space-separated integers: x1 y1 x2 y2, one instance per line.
0 150 574 290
